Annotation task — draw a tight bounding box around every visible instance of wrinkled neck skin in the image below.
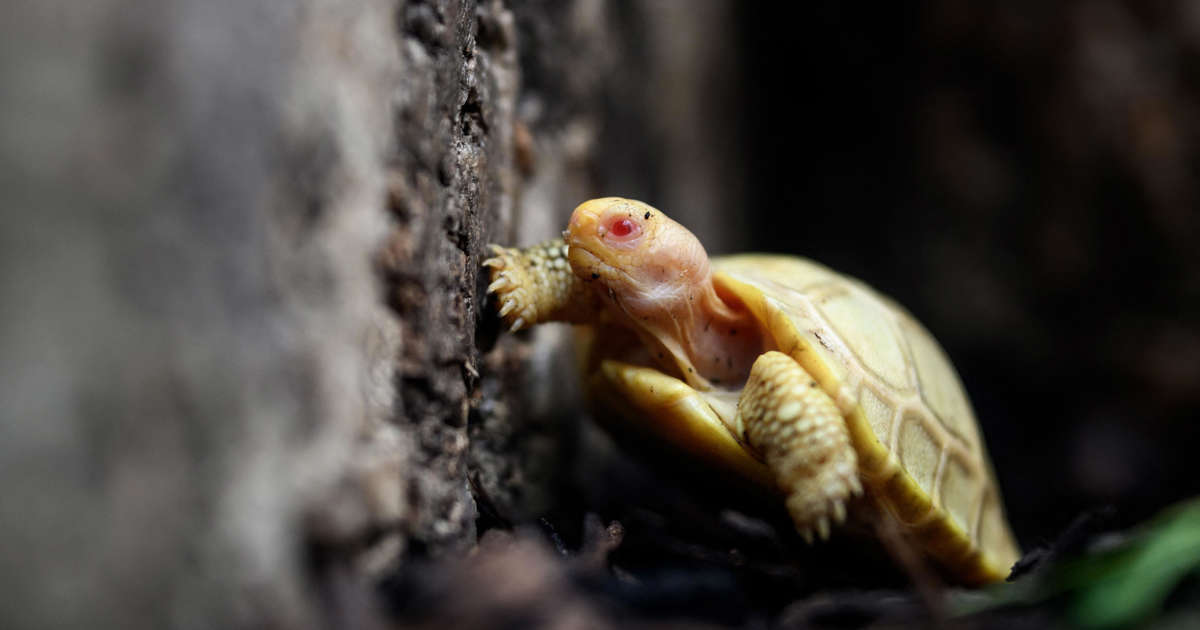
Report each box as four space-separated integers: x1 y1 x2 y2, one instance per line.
564 198 763 391
599 264 763 391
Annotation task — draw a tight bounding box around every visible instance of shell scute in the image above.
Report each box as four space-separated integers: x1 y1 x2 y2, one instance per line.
709 254 1019 583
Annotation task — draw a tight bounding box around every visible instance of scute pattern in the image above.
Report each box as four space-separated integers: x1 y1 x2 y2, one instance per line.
810 281 912 392
898 412 939 495
897 313 981 447
941 458 974 534
711 254 1018 581
857 386 894 449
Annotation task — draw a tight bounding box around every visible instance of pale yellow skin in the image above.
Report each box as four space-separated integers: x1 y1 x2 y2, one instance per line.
485 198 1020 585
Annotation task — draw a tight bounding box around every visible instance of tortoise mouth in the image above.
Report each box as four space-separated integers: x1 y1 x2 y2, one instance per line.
565 241 640 294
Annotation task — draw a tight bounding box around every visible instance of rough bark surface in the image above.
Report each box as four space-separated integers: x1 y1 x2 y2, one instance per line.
1 0 734 627
373 0 516 559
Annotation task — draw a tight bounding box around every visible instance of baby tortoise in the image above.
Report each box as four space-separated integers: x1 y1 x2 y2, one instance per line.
485 197 1019 585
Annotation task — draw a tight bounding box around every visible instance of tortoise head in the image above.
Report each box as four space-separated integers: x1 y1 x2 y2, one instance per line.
564 197 711 322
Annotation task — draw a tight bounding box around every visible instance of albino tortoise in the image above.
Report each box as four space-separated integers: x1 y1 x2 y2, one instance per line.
485 197 1020 584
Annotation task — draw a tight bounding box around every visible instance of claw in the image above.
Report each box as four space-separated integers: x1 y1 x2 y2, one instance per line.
487 276 510 293
833 500 846 524
488 244 506 255
800 529 814 545
816 516 830 541
498 299 517 317
510 317 526 332
482 257 503 268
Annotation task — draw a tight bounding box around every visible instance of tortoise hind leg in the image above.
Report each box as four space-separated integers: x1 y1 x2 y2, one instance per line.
736 351 863 542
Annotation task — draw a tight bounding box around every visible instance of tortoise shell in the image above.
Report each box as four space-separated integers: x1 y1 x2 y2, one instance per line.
582 253 1020 584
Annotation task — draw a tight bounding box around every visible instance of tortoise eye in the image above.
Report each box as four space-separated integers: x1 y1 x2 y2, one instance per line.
610 218 636 237
601 215 642 247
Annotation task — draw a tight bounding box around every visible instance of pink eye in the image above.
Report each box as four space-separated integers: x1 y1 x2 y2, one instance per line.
601 216 642 246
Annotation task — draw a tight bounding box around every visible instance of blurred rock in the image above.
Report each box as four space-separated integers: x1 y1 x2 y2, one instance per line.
1 0 395 627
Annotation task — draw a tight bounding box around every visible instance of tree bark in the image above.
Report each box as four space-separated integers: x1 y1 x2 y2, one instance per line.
0 0 745 628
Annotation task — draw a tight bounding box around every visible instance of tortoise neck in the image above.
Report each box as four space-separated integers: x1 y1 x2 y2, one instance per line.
629 272 764 390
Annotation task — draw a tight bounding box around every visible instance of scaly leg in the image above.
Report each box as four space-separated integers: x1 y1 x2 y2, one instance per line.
483 239 604 331
736 351 863 542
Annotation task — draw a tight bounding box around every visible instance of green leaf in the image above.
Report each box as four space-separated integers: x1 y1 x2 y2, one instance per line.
1068 499 1200 629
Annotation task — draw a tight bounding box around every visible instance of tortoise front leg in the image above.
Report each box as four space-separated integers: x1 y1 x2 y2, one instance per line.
736 351 863 542
484 238 605 330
